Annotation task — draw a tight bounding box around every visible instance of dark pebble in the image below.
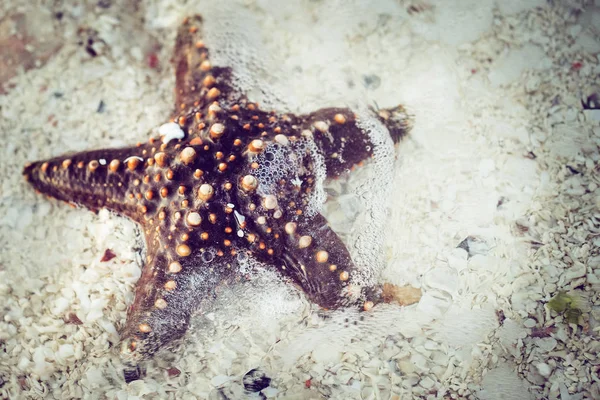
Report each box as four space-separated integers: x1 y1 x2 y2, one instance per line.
243 368 271 392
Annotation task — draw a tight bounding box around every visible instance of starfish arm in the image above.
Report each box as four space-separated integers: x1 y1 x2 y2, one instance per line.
172 15 238 119
119 240 236 379
299 105 411 178
22 145 162 221
275 213 382 310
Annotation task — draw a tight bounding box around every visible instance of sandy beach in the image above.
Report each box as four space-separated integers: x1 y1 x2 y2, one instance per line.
1 0 599 398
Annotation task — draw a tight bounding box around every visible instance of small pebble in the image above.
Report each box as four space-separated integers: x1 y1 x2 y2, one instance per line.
536 362 552 378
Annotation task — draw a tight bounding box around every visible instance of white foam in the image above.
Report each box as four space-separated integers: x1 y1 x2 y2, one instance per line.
252 143 296 196
252 138 326 218
349 108 396 287
201 6 289 109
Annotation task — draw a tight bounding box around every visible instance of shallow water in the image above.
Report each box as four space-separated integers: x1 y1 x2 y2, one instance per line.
1 0 599 399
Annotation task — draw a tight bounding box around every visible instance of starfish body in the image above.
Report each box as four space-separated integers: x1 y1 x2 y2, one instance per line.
23 16 411 381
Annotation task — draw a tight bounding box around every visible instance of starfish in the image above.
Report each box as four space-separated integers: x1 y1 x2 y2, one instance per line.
23 15 415 382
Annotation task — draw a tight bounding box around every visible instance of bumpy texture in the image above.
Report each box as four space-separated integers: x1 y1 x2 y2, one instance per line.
22 15 411 382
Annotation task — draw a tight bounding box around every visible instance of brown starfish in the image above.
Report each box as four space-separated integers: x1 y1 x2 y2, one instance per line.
23 15 416 382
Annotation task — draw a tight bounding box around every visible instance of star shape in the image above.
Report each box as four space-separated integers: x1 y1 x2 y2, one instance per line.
23 15 415 382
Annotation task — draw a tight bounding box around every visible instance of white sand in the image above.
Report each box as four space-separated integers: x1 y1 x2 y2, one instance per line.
1 0 599 399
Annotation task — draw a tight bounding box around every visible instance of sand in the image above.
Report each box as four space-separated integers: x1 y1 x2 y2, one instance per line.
1 0 599 399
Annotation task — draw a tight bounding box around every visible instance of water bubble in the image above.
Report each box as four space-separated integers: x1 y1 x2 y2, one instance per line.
201 250 215 263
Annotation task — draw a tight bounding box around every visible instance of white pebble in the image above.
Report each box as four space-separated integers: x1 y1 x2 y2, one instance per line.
524 318 537 328
52 297 70 315
263 387 279 398
210 375 231 387
86 367 107 387
18 356 30 370
537 362 552 378
584 110 600 122
59 344 75 359
420 376 435 389
159 122 185 144
311 345 342 364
